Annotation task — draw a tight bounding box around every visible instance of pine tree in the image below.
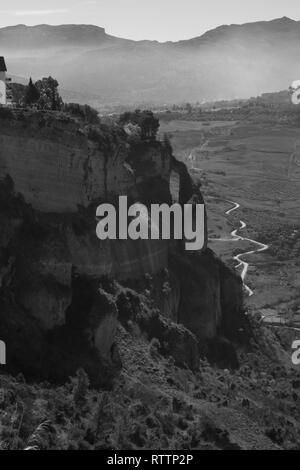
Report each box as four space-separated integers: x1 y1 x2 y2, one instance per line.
24 78 40 106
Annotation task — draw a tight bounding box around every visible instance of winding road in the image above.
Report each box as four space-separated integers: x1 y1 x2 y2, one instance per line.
210 200 269 297
189 142 269 297
225 200 269 296
208 199 300 332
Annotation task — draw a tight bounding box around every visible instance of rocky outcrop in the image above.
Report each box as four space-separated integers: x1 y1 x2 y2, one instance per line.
0 110 244 383
88 288 119 360
116 286 199 371
144 314 200 371
65 225 168 281
0 111 171 282
170 248 243 340
0 112 171 213
219 261 245 340
0 189 169 332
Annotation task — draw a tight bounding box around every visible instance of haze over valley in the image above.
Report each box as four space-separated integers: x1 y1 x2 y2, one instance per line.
2 17 300 105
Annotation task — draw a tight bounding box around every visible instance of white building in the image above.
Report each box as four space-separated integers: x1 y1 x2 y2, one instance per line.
0 57 7 105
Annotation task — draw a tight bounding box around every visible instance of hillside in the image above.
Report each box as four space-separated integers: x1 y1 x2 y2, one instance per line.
0 109 300 450
2 17 300 105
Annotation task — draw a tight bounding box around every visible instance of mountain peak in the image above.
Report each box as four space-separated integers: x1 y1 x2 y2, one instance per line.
272 16 295 22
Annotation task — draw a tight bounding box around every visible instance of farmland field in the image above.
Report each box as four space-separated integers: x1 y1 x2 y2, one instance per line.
161 119 300 321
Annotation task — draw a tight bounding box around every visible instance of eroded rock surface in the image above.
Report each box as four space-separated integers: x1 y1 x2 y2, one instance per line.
0 111 244 383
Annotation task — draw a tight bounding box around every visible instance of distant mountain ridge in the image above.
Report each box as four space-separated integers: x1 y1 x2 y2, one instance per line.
1 17 300 105
0 24 110 48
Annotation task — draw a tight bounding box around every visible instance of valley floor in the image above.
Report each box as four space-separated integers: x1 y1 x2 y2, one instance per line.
162 119 300 326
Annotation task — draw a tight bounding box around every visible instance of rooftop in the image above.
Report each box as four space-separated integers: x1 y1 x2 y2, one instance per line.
0 57 7 72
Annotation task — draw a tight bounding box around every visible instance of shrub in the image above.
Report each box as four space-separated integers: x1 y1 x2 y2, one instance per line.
63 103 99 124
119 109 159 140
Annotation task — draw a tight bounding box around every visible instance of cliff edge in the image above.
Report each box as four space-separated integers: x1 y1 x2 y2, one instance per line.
0 109 243 384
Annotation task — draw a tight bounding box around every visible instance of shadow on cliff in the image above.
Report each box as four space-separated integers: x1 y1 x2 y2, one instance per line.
0 112 249 386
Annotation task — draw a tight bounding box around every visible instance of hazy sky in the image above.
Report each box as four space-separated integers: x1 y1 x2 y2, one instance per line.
0 0 299 41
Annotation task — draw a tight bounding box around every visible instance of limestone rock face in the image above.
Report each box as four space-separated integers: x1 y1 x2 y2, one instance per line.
0 114 175 214
20 283 72 331
128 141 171 185
0 111 244 382
0 112 171 303
158 273 181 323
160 321 199 371
0 213 22 288
15 226 73 330
10 217 169 331
89 288 119 360
137 306 199 371
66 223 169 281
219 261 244 340
0 115 133 212
170 249 243 340
0 216 22 250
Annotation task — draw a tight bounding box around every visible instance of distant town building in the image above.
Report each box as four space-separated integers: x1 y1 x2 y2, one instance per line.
0 57 12 106
0 57 7 105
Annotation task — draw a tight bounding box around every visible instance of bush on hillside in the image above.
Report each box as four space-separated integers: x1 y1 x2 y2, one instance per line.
119 109 159 141
63 103 100 124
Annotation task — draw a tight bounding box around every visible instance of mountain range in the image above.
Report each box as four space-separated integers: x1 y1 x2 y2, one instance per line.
1 17 300 105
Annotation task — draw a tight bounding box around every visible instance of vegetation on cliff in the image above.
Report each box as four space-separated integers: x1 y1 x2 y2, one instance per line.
1 108 292 451
0 316 299 450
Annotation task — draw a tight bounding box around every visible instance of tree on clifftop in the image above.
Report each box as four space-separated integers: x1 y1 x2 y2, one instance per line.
119 109 159 141
24 78 40 106
35 77 63 111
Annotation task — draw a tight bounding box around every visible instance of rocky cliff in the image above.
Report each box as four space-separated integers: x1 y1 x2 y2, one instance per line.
0 111 170 212
0 109 243 384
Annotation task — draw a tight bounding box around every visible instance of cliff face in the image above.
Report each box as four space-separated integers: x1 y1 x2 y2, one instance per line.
0 114 173 213
0 111 243 383
0 111 170 280
0 114 133 212
170 249 243 340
